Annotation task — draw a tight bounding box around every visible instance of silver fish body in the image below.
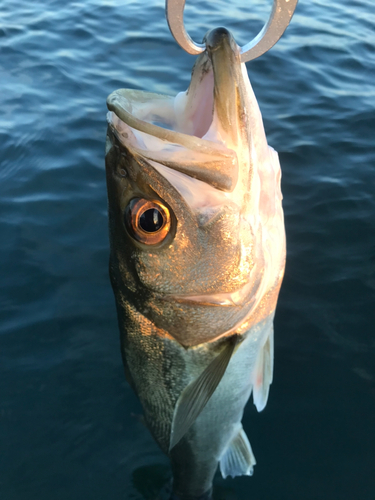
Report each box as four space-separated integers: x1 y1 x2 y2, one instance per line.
105 28 285 499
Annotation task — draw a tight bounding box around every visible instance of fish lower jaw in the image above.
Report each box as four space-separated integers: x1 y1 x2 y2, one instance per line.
144 281 280 347
158 279 260 307
170 291 253 308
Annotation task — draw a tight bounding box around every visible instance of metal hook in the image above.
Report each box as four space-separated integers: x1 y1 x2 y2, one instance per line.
165 0 298 63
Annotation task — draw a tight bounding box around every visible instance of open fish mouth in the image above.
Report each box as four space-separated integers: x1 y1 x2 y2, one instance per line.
106 27 247 200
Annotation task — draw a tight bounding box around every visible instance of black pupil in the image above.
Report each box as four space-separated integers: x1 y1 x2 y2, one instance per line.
139 208 163 232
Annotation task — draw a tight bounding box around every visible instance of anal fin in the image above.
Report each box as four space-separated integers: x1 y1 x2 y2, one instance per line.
169 336 238 451
220 427 256 479
253 328 274 412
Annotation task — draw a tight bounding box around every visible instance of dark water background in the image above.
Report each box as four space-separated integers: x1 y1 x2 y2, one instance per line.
1 0 374 498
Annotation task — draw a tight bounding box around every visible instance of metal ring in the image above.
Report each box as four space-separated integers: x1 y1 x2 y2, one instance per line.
165 0 298 62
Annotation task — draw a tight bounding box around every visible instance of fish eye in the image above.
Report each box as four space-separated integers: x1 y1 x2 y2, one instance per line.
125 198 171 245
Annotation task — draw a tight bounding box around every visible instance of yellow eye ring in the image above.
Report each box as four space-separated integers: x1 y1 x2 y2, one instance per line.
125 198 171 245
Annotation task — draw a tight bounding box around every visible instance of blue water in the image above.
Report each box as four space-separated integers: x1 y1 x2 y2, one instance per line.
1 0 374 498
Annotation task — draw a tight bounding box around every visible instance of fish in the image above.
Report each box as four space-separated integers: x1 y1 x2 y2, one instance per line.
105 27 286 500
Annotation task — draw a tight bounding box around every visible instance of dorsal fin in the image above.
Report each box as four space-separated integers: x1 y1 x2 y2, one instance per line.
169 336 239 451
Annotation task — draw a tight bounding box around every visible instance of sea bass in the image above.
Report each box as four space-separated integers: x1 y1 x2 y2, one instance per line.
105 28 285 499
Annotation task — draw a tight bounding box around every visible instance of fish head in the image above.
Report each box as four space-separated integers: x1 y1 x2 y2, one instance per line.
105 28 285 347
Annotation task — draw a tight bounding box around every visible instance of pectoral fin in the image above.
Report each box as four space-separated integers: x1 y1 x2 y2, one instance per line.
220 426 256 479
252 329 274 412
169 336 238 451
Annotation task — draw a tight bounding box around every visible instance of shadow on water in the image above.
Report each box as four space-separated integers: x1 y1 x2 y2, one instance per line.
132 464 171 499
132 464 244 500
132 464 242 500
